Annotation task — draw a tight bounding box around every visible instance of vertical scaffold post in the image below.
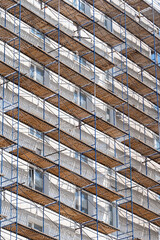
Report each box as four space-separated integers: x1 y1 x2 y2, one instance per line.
58 0 61 239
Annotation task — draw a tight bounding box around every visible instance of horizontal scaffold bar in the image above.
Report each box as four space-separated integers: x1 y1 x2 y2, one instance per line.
0 0 114 71
5 107 122 168
0 25 158 135
4 183 118 235
119 167 160 195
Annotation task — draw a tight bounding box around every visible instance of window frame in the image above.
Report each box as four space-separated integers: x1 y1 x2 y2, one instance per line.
75 189 88 214
30 64 44 84
29 166 43 193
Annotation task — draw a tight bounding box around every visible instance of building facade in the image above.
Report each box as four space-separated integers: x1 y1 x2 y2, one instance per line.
0 0 160 239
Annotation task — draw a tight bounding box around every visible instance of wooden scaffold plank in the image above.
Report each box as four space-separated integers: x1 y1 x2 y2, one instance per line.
10 145 123 202
82 0 160 53
0 0 114 71
4 222 57 240
42 0 123 47
115 71 160 106
122 137 160 164
119 201 160 227
124 0 160 28
121 47 160 80
119 167 160 195
0 25 159 135
6 107 122 168
0 135 14 149
0 61 126 139
4 183 118 235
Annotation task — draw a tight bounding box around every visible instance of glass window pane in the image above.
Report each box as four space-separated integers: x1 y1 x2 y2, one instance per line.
28 222 32 228
80 93 87 109
75 151 79 159
36 67 44 83
75 190 88 214
35 170 43 192
30 127 35 135
80 57 86 66
73 0 77 7
81 192 88 214
34 223 42 232
29 168 34 188
156 137 160 150
30 65 34 79
75 190 79 210
81 154 87 163
106 108 110 122
80 1 85 12
36 130 43 139
31 27 35 35
74 91 78 104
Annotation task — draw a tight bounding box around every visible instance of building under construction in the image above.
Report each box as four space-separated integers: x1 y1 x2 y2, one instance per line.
0 0 159 239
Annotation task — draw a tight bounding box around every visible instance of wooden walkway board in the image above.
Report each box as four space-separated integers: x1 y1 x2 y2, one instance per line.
117 103 159 135
124 0 149 11
0 135 14 148
0 26 112 93
122 138 160 164
0 214 6 220
124 0 160 28
115 72 160 106
0 26 159 135
122 48 160 79
6 107 122 168
4 223 57 240
120 201 160 227
10 146 123 202
42 0 123 47
142 8 160 28
4 183 118 235
0 61 125 139
85 0 160 54
0 0 114 71
0 61 53 99
119 167 160 195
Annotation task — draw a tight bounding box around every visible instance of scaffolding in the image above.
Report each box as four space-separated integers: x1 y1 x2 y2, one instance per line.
0 0 159 240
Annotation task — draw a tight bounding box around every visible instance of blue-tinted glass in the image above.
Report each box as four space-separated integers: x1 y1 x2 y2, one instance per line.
30 127 34 135
74 91 78 104
35 169 43 192
30 65 34 79
36 67 44 83
80 1 85 12
36 130 43 139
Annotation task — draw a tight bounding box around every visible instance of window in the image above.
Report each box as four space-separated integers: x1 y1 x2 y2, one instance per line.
29 167 43 192
109 205 113 225
80 57 87 66
74 91 87 109
36 148 42 156
105 69 112 83
75 189 88 214
155 136 160 150
104 16 112 31
151 50 155 62
75 152 88 163
80 1 85 13
28 222 42 232
29 127 43 140
30 64 44 84
30 127 35 135
73 0 77 7
106 108 111 123
80 92 87 109
31 27 44 40
74 54 87 66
